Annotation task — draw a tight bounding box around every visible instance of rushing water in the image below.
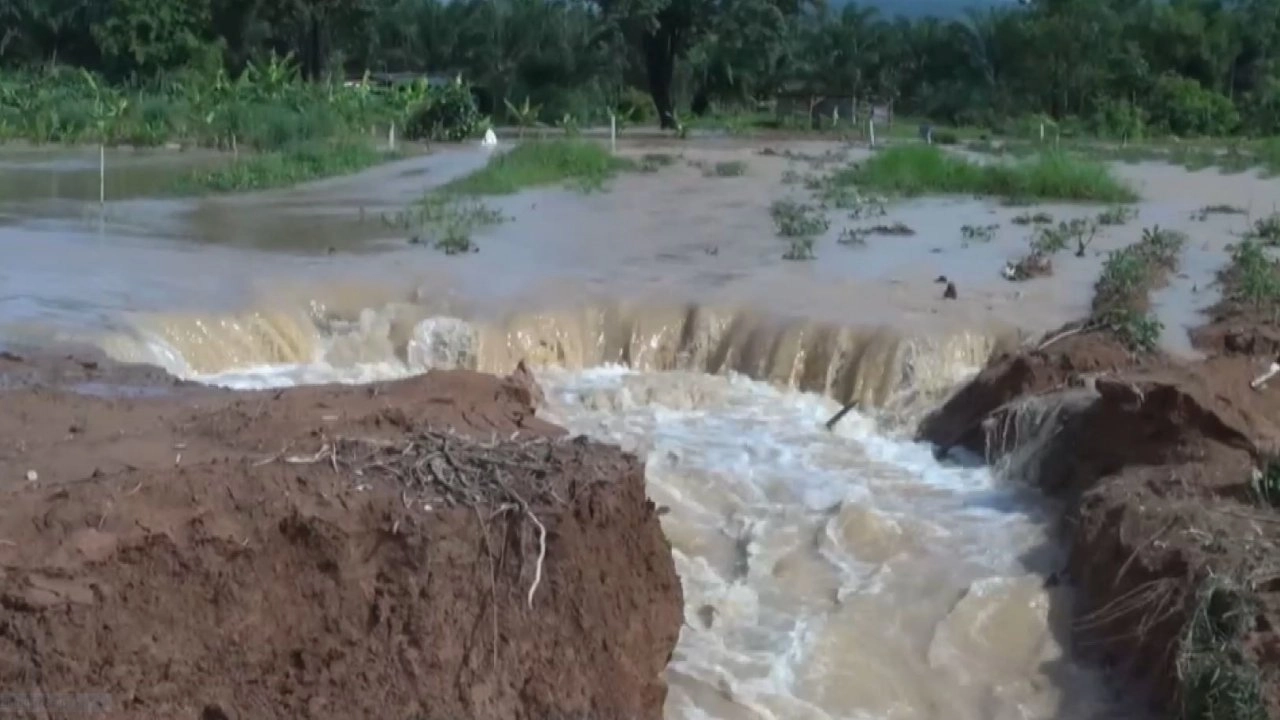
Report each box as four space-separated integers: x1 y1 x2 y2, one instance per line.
0 141 1200 719
180 346 1134 720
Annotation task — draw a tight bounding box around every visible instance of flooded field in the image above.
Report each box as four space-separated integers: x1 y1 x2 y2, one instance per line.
2 137 1274 720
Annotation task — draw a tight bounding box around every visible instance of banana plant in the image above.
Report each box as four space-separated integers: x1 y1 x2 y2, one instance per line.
503 96 541 138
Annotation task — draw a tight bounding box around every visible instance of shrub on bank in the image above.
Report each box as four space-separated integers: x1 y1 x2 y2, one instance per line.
403 76 485 142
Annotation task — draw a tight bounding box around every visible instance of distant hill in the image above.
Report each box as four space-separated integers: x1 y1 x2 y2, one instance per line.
859 0 1018 18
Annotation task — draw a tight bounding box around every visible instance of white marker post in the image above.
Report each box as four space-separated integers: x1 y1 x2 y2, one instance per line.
1039 122 1045 142
98 144 105 206
868 118 876 148
389 122 396 152
610 112 617 154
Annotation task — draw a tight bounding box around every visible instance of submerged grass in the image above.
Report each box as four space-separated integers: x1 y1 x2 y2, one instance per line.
837 145 1137 202
385 193 507 255
177 141 393 193
443 139 634 195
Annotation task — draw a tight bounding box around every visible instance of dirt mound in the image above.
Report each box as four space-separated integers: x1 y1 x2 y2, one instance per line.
916 327 1144 456
918 330 1280 718
0 361 682 720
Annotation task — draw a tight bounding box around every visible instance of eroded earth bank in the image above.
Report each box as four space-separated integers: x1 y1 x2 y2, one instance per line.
0 354 682 720
919 287 1280 718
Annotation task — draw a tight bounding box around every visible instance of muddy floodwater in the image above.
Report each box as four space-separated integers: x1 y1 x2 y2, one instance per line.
3 137 1275 719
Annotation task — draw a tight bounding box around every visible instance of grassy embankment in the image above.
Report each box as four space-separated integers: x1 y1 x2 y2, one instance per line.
0 64 482 193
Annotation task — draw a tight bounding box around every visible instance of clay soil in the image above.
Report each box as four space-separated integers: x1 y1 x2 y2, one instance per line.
0 349 682 720
919 319 1280 719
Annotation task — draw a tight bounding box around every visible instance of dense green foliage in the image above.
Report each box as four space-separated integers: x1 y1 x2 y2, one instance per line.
0 55 482 148
5 0 1280 139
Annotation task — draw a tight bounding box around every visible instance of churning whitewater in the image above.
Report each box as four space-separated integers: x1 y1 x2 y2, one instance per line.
87 305 1135 720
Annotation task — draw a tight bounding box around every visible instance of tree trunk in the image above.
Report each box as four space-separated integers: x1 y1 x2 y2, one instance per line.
691 86 710 116
306 14 323 80
642 29 679 129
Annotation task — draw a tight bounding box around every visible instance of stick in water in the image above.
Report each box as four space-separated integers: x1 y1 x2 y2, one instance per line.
825 400 859 431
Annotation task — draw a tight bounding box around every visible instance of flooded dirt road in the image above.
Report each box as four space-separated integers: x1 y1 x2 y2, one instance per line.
3 138 1274 719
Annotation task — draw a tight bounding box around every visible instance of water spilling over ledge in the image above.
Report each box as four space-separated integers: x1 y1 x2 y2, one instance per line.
93 296 1014 415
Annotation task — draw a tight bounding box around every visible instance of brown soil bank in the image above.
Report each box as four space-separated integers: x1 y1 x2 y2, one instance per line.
0 352 681 720
918 327 1280 719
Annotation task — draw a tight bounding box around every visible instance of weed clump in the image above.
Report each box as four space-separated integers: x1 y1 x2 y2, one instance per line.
1194 204 1247 221
637 153 677 172
833 145 1137 203
1243 212 1280 246
782 237 816 260
770 199 829 238
837 227 866 246
388 193 506 254
708 160 747 177
1012 211 1055 225
961 223 999 244
1097 205 1138 226
1221 240 1280 316
443 140 633 195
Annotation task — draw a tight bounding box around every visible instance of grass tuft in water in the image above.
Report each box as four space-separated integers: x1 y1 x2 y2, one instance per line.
707 160 748 177
177 141 391 194
770 199 829 238
834 145 1137 202
385 193 506 255
443 139 633 195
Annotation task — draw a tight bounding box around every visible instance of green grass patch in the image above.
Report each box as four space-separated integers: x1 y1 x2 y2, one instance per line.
177 141 392 193
442 139 633 195
833 145 1136 202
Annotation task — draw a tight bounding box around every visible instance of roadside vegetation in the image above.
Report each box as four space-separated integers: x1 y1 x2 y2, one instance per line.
831 146 1137 203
